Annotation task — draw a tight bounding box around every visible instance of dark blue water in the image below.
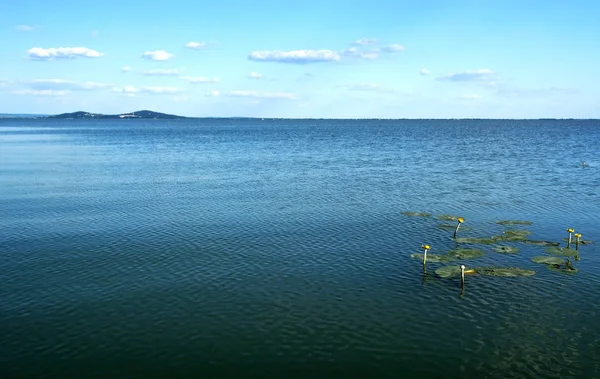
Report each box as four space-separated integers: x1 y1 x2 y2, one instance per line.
1 119 599 378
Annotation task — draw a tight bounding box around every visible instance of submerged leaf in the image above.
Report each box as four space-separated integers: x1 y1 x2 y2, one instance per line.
562 238 594 245
410 253 456 263
524 240 560 247
401 211 432 217
475 266 536 277
544 247 578 257
493 245 519 254
497 220 533 225
531 256 565 265
435 265 466 278
447 248 485 259
455 237 496 244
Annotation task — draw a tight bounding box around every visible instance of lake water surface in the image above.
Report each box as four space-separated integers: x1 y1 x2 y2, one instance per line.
1 119 599 378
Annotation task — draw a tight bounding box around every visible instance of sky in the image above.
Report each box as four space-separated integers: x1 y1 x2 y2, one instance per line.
1 0 599 118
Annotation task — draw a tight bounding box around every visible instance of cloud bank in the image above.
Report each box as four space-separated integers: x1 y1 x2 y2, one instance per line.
28 47 104 60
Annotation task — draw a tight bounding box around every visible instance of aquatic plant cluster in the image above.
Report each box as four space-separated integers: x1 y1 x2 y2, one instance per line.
402 212 593 290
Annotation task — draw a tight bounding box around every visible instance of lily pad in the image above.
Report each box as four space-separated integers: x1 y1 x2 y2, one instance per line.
531 256 565 265
435 265 468 278
562 238 594 245
504 230 532 237
547 264 579 274
447 248 485 259
438 214 461 221
475 267 536 277
497 220 533 226
401 211 432 217
492 235 528 242
455 237 496 244
439 223 473 231
544 247 578 257
410 253 456 263
493 245 519 254
524 240 560 247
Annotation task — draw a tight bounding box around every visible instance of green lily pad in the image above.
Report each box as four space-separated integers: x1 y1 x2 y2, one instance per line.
410 253 456 263
439 224 473 231
562 238 594 245
438 214 461 221
493 245 519 254
531 256 565 265
401 211 432 217
435 265 468 278
497 220 533 225
447 248 485 259
547 264 579 274
524 240 560 247
504 230 532 237
544 247 578 257
455 237 496 244
492 235 528 242
475 267 536 277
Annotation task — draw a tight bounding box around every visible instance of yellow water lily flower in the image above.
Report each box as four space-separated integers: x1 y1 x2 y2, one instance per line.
421 244 430 250
574 233 582 238
567 228 574 233
457 217 464 223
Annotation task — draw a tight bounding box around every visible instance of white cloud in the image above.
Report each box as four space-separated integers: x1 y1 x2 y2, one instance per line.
420 69 431 76
143 69 182 76
121 66 132 72
28 47 104 60
382 44 405 53
342 47 379 60
17 25 35 31
111 86 140 95
26 79 112 91
458 94 483 100
353 38 378 46
437 69 496 82
186 41 209 49
247 72 263 79
141 50 174 61
206 90 296 100
337 84 396 93
142 86 183 94
0 79 9 86
248 49 341 64
13 89 67 96
181 76 220 83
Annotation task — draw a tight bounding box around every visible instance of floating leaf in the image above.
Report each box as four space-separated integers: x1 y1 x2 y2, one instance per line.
447 248 485 259
435 265 467 278
401 211 432 217
497 220 533 225
544 247 578 257
524 240 560 247
492 235 528 242
531 256 565 265
410 253 456 262
439 223 472 231
455 237 496 244
547 264 579 274
438 214 461 221
504 230 532 237
562 238 594 245
493 245 519 254
475 267 536 277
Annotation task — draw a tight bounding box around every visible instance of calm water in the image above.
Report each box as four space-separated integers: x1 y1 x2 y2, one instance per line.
1 119 599 378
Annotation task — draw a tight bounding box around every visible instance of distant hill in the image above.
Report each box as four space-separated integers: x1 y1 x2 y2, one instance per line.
0 113 48 118
46 110 187 119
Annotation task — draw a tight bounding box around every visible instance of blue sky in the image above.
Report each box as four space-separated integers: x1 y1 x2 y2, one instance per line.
1 0 599 118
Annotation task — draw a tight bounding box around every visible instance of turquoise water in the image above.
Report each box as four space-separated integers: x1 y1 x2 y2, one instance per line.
1 119 599 378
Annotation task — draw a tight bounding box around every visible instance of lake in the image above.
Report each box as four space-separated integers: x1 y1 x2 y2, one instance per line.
1 118 599 378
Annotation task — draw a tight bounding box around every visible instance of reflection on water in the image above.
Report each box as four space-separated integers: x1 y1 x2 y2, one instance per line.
1 118 599 378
